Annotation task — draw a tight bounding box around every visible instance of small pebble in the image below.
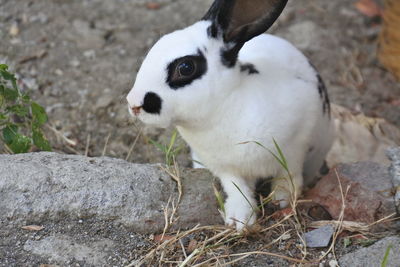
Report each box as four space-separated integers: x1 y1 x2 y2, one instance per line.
55 69 63 76
22 77 38 90
10 38 21 45
83 50 96 59
29 68 38 77
329 260 338 267
9 23 19 36
70 59 80 67
303 224 334 248
281 233 291 241
30 13 48 24
118 49 127 56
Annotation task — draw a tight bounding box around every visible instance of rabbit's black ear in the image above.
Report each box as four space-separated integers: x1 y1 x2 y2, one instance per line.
203 0 288 67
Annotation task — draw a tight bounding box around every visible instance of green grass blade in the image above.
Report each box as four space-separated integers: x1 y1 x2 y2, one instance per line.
238 140 286 170
148 139 167 153
172 145 184 156
213 185 225 214
232 182 259 212
381 244 393 267
167 130 177 153
272 138 289 172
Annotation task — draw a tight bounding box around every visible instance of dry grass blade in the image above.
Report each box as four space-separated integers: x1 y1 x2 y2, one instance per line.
160 159 183 203
204 229 235 246
161 196 179 237
193 250 313 266
190 257 218 267
3 144 13 154
220 254 250 266
227 251 313 264
125 128 142 161
21 225 44 231
102 132 111 156
260 214 295 233
45 124 77 147
156 158 184 237
310 213 398 234
179 248 199 267
368 213 398 227
310 220 370 233
179 238 187 258
84 134 91 156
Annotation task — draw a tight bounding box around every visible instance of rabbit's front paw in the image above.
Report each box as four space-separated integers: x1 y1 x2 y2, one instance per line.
224 197 257 231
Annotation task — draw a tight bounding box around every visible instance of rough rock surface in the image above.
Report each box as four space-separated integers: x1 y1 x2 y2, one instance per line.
387 147 400 212
303 225 334 248
339 236 400 267
305 161 397 224
0 152 223 234
327 105 400 166
23 235 115 266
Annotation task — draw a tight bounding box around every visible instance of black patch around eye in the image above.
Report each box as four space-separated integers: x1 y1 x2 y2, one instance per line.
142 92 162 114
166 50 207 90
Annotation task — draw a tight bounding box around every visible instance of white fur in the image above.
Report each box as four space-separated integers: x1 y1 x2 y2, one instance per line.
127 21 334 230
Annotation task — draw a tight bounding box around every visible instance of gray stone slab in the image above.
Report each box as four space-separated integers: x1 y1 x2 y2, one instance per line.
339 236 400 267
0 152 223 234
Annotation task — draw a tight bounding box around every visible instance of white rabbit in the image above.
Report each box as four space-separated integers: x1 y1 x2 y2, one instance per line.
127 0 335 230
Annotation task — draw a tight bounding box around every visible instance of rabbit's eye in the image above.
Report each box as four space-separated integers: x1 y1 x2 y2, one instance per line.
166 50 207 90
178 60 195 76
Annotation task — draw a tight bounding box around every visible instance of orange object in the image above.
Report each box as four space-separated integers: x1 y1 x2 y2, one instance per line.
354 0 382 17
379 0 400 80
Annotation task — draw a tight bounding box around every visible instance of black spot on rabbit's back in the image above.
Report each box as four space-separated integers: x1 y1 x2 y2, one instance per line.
143 92 162 114
240 63 259 75
316 73 330 115
308 61 331 116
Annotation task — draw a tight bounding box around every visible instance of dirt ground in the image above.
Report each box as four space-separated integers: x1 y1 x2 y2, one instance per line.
0 215 366 267
1 0 400 163
1 0 400 266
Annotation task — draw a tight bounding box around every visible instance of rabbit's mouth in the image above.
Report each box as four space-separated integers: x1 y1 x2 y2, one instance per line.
131 106 142 116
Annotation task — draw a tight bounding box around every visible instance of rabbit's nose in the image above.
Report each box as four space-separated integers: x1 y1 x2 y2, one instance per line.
131 106 142 116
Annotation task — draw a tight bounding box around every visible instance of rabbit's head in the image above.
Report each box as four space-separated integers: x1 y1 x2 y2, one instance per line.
127 0 288 128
